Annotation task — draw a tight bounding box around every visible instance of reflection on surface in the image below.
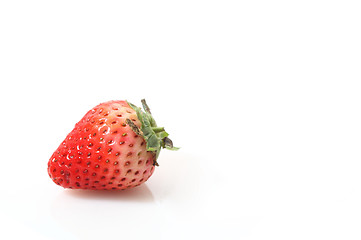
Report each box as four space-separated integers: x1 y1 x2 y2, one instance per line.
51 184 159 240
62 184 155 203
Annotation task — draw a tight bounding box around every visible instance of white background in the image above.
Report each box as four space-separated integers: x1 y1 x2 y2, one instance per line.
0 1 361 239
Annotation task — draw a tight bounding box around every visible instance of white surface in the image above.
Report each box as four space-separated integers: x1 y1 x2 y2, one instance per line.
1 1 361 239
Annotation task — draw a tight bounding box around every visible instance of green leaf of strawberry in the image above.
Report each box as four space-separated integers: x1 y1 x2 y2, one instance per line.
127 99 179 159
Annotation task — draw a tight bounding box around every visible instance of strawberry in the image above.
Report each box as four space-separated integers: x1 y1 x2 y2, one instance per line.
47 99 177 190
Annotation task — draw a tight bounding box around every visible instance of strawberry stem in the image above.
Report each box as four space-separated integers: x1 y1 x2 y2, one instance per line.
127 99 179 165
141 99 151 114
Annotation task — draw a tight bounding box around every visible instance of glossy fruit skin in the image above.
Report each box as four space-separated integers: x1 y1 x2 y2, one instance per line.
47 100 156 190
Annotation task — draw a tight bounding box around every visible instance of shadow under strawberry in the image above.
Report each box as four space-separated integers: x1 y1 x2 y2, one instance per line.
61 184 155 203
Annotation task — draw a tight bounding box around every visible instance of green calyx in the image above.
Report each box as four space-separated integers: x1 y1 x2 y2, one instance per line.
126 99 179 166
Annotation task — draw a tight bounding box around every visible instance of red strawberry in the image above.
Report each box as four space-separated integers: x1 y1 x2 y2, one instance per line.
47 99 177 190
